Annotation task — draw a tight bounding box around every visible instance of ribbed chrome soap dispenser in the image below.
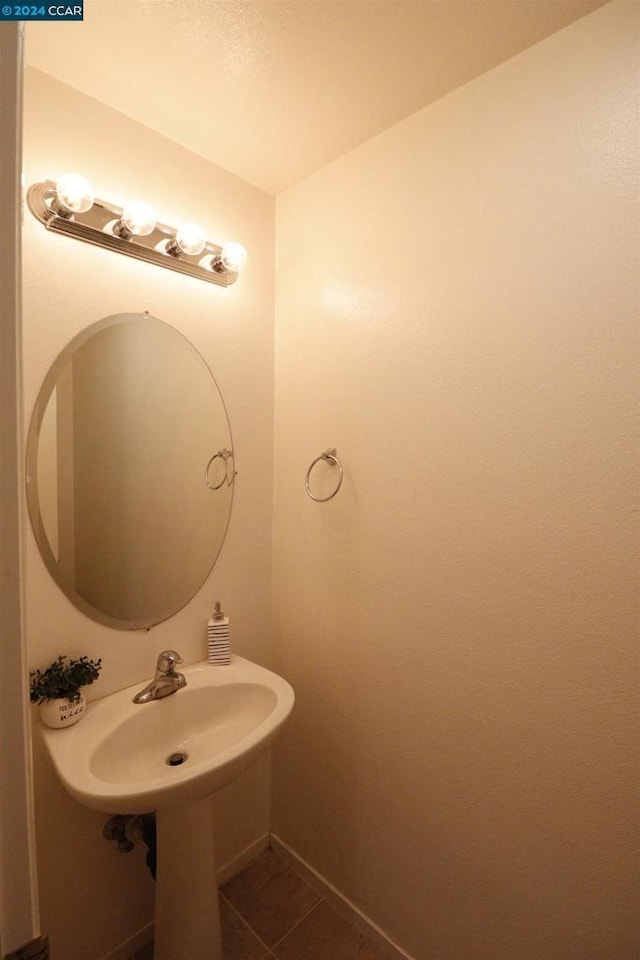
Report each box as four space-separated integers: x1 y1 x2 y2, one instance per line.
207 600 231 665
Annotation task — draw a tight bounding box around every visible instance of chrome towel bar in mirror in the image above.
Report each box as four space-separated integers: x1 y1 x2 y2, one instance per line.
305 448 344 502
205 449 237 490
27 174 247 288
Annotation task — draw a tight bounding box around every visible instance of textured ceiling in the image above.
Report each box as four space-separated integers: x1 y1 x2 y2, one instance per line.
26 0 609 194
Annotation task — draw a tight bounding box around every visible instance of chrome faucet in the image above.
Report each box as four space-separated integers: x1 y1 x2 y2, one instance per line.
133 650 187 704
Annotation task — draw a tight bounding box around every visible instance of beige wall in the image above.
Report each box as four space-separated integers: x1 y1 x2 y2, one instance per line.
272 3 639 959
22 68 275 958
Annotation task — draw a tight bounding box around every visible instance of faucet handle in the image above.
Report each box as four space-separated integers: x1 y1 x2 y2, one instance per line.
156 650 183 673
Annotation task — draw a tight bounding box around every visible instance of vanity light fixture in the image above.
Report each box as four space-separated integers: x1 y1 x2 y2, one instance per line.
27 174 247 287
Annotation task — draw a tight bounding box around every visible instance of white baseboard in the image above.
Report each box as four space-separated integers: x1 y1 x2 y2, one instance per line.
217 832 270 886
269 833 415 960
99 921 153 960
101 832 412 960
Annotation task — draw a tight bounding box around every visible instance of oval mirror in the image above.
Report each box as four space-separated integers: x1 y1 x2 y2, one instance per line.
26 312 234 630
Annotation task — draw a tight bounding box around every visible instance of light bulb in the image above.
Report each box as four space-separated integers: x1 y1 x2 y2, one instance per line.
174 223 206 256
55 173 94 215
219 242 247 273
120 200 156 237
55 173 94 214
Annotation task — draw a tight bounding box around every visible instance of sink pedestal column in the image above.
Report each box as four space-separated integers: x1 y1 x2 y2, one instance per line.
154 797 222 960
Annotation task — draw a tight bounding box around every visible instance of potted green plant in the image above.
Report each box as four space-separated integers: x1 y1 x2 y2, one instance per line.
30 655 102 728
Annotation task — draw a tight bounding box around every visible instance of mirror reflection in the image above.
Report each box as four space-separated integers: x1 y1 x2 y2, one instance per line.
26 313 234 629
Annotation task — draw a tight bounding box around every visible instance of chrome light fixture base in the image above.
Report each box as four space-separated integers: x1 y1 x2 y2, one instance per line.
27 180 239 288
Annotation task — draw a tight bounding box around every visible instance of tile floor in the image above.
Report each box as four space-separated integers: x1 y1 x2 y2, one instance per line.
134 847 383 959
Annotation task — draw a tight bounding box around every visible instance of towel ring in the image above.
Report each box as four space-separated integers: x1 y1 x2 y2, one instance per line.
205 448 236 490
305 448 343 502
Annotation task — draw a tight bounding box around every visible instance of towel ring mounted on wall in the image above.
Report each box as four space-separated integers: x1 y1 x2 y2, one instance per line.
305 448 343 502
205 448 236 490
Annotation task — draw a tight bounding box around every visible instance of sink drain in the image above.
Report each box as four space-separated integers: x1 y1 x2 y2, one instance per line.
166 752 188 767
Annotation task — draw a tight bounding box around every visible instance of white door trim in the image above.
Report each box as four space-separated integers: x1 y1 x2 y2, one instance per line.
0 20 40 955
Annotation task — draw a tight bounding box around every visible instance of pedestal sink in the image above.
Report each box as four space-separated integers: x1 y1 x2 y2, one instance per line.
38 656 295 960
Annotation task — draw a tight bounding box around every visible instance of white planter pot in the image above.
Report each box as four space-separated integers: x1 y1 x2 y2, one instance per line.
39 693 86 729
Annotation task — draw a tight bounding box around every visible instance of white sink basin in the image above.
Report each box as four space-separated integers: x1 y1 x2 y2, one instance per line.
39 656 295 814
